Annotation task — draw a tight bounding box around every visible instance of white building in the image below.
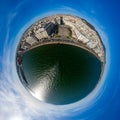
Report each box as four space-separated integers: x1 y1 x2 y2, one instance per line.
25 36 37 46
34 28 49 40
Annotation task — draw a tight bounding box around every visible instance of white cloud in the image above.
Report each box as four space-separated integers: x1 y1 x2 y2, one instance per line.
0 5 109 119
60 6 79 13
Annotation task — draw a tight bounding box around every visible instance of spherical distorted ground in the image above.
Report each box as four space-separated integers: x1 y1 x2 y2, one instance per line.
22 44 102 105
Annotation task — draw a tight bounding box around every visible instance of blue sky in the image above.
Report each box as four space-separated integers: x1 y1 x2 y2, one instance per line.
0 0 120 120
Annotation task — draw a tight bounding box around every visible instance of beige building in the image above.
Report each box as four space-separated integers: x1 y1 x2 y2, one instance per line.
34 28 49 40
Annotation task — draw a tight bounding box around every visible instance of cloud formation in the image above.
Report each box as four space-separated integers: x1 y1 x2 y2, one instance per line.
0 2 109 119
